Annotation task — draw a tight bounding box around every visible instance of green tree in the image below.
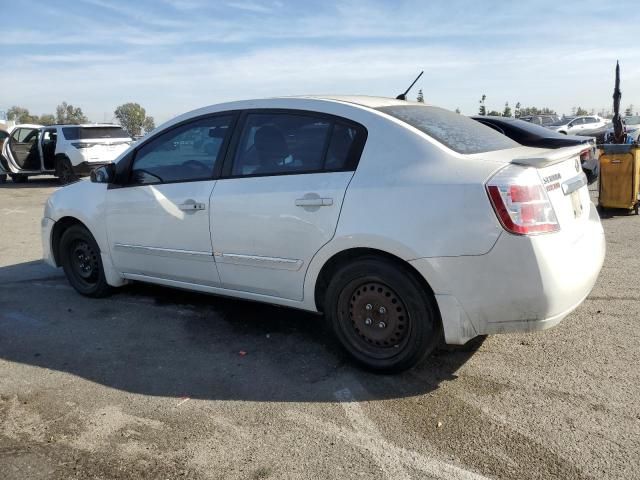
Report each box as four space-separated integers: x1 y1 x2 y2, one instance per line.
478 94 486 116
38 114 56 126
7 106 37 124
142 116 155 133
487 110 502 116
56 102 88 124
575 107 588 116
114 102 155 137
503 102 512 117
625 104 634 116
416 89 424 103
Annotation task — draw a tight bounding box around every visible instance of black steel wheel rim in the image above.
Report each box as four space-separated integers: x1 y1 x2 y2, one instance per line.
338 280 412 359
70 240 99 284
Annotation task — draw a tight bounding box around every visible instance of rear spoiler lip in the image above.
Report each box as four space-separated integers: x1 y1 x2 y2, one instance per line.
510 145 586 168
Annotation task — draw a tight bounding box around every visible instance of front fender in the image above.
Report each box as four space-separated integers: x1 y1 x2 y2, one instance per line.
45 180 110 254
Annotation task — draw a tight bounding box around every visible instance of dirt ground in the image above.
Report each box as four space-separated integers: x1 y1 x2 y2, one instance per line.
0 178 638 479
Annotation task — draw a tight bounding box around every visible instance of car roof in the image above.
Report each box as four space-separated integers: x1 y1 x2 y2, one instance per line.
291 95 419 109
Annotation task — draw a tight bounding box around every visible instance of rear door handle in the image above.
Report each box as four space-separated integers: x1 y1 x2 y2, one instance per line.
295 197 333 207
179 199 206 211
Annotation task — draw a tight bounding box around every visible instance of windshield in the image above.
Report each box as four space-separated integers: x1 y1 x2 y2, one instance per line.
62 126 130 140
377 105 519 154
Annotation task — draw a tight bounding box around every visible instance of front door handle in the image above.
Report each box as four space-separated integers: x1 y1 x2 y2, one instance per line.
295 197 333 207
179 199 206 211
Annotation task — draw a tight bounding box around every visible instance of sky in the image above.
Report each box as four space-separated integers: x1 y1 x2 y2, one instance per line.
1 0 640 124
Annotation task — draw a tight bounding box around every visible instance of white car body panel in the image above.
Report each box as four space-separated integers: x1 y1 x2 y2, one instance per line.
550 116 608 135
42 96 606 346
211 171 354 300
105 181 220 286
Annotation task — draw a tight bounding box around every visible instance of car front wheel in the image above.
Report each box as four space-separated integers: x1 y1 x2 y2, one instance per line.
59 225 112 297
325 257 441 372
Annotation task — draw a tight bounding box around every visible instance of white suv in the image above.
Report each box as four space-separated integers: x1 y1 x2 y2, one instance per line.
0 124 131 184
548 116 607 135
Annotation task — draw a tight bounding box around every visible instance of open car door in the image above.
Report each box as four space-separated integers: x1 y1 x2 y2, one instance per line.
5 126 43 172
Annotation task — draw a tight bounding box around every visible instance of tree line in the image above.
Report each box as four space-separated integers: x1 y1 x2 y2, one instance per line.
7 102 155 137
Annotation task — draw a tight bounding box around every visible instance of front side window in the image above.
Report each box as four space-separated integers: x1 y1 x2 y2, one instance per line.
231 113 360 177
130 115 233 185
13 128 39 143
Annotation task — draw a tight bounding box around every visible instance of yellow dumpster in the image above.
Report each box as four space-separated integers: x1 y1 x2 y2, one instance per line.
598 144 640 214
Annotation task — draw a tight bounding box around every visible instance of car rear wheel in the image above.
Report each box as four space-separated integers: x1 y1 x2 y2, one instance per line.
59 225 112 297
57 158 78 185
0 174 6 184
325 257 440 372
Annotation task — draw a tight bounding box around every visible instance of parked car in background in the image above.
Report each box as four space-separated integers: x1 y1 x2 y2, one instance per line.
41 96 605 372
518 114 559 126
623 116 640 143
548 115 608 135
0 127 9 183
0 124 132 184
472 116 599 183
577 116 640 144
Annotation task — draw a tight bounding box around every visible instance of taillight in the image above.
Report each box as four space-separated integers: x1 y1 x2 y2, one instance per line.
579 149 590 164
486 165 559 235
71 142 95 149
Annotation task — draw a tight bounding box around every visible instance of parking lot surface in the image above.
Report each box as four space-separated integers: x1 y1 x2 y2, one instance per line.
1 178 638 479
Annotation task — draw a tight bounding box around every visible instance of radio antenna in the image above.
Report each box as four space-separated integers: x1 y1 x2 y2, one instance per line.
396 71 424 100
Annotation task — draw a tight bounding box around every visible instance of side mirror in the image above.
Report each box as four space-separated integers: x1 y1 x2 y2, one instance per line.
90 163 115 184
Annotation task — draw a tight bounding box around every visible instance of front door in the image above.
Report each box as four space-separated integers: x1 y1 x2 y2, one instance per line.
106 114 235 286
8 127 42 171
210 111 366 300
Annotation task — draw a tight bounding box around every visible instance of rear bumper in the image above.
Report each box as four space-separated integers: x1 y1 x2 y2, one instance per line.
411 202 605 344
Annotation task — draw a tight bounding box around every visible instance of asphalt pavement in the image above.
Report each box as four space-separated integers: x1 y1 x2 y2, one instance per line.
0 178 638 479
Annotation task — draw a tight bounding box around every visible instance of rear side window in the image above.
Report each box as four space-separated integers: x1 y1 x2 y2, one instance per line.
377 105 519 154
63 126 130 140
231 113 363 177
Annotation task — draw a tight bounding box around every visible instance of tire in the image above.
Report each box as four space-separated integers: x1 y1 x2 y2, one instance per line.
0 174 6 184
57 157 78 185
10 174 27 183
325 257 441 372
59 225 112 297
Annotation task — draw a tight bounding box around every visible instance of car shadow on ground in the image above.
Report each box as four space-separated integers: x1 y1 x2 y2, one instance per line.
0 176 59 189
0 260 482 403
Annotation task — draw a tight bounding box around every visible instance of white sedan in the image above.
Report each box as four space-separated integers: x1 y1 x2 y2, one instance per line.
42 96 605 371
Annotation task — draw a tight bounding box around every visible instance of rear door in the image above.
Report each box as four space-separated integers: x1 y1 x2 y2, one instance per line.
210 110 366 300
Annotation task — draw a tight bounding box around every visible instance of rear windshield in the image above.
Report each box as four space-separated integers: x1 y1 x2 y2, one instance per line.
62 126 129 140
377 105 519 154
